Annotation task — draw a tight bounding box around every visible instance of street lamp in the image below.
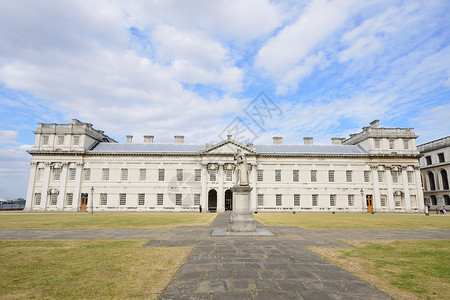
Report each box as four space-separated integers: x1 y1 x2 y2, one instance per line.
360 188 364 214
89 186 94 214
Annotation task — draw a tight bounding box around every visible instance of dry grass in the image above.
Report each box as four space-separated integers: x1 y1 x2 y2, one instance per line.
0 212 216 229
310 239 450 299
255 213 450 229
0 239 190 299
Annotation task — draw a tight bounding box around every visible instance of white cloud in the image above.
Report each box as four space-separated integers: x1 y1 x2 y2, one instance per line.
0 130 17 144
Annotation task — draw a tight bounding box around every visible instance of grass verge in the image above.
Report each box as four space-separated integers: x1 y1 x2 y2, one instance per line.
0 212 216 229
254 213 450 229
0 239 190 299
310 239 450 299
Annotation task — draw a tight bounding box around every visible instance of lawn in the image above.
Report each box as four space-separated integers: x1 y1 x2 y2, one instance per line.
254 213 450 229
311 239 450 299
0 240 190 299
0 212 216 229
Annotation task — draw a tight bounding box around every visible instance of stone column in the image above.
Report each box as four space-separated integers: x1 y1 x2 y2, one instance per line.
201 163 207 212
250 163 257 211
41 162 52 211
72 162 84 211
386 166 395 211
371 165 381 211
57 163 69 211
414 166 425 212
401 166 411 212
217 163 224 212
24 162 38 211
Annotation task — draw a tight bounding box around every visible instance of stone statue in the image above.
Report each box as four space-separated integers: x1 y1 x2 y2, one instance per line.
234 149 249 186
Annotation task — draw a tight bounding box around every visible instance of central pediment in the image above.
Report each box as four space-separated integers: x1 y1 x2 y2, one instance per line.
201 140 258 155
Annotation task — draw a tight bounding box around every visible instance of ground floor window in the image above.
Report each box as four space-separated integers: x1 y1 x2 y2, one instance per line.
380 195 387 206
276 194 282 206
194 194 200 206
348 194 354 206
51 194 58 205
394 195 402 207
100 193 108 205
312 194 318 206
157 194 163 205
330 194 336 206
258 194 264 206
294 194 300 206
138 193 145 205
176 194 182 205
35 193 41 205
66 193 73 206
410 195 416 207
119 193 126 205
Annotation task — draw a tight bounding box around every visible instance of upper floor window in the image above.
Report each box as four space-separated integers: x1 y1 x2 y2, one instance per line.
426 156 432 165
275 170 281 182
73 136 80 145
392 170 398 183
37 168 44 181
176 169 183 181
58 136 64 145
378 171 384 183
346 170 352 182
43 136 49 145
158 169 165 181
195 169 201 181
257 170 263 181
226 169 232 181
102 168 110 181
140 169 146 181
121 168 128 181
364 171 370 182
438 153 445 163
311 170 317 182
328 170 335 182
407 171 414 184
53 168 61 181
69 168 76 180
403 140 409 149
84 168 91 180
209 169 216 181
293 170 299 182
389 140 395 149
374 139 380 148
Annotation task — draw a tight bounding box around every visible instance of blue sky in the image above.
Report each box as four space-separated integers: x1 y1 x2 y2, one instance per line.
0 0 449 199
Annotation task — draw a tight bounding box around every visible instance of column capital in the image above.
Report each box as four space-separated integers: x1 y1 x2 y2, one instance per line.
76 162 84 168
30 162 38 167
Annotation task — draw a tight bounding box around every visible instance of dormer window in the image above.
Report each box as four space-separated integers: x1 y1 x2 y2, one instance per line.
73 136 80 145
58 136 64 145
43 136 49 145
374 139 380 148
389 140 395 149
403 140 409 149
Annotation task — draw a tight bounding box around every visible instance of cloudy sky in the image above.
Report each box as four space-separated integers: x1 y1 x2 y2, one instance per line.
0 0 449 199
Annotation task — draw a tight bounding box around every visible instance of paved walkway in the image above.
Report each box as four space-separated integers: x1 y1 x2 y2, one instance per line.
1 213 449 299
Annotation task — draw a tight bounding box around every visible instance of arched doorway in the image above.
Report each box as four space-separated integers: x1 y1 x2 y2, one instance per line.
225 189 233 211
428 172 436 190
440 169 449 190
208 189 217 212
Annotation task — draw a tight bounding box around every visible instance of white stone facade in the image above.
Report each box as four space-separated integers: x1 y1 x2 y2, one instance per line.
25 119 424 213
418 136 450 210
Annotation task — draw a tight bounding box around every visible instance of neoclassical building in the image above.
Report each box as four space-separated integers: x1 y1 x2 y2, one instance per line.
418 136 450 209
25 119 424 213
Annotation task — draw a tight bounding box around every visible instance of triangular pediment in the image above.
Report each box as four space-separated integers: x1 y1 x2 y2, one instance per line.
201 140 258 155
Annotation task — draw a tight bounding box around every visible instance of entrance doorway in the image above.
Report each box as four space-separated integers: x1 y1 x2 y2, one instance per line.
208 189 217 212
225 189 233 211
366 194 373 212
80 193 88 211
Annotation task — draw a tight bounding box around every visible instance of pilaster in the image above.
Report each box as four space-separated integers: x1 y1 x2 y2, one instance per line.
385 165 395 211
57 163 69 211
250 163 257 211
401 166 411 211
24 162 38 211
370 165 381 210
414 166 425 212
217 163 224 212
73 162 84 211
201 164 207 212
41 162 52 211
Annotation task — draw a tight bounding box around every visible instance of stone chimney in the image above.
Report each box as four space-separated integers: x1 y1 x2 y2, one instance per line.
370 120 380 128
144 135 154 143
331 138 345 145
126 135 133 143
273 136 283 144
303 137 313 145
174 135 184 144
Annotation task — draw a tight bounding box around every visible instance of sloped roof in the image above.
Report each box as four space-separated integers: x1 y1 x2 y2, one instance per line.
89 143 204 153
254 144 367 155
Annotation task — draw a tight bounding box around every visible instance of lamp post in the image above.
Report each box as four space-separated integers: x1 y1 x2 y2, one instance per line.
89 186 94 214
360 188 364 214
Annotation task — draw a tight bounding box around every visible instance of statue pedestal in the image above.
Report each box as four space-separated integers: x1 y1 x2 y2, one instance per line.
228 186 256 232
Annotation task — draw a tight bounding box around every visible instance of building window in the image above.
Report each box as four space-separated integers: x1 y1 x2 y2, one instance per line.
394 195 402 207
102 168 109 181
293 170 299 182
53 168 61 181
294 194 300 206
407 171 413 183
84 169 91 180
121 169 128 181
392 171 398 183
378 171 384 183
330 194 336 206
410 195 416 207
275 170 281 182
119 193 126 205
312 194 318 206
176 194 182 205
257 194 264 206
51 193 58 205
66 193 73 206
157 193 163 206
35 193 41 205
195 169 201 181
403 140 409 149
209 170 216 181
226 169 232 181
58 136 64 145
194 194 200 206
100 193 107 205
438 153 445 163
257 170 263 181
43 136 49 145
140 169 146 181
73 136 80 145
158 169 165 181
328 170 335 182
37 168 44 181
276 194 282 206
138 193 145 206
348 194 354 206
69 168 76 180
380 195 387 207
176 169 183 181
428 172 436 190
346 170 352 182
389 140 394 149
311 170 317 182
374 139 380 148
364 171 370 183
425 156 432 165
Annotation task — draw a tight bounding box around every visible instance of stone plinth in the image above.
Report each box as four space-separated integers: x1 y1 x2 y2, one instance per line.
228 186 256 232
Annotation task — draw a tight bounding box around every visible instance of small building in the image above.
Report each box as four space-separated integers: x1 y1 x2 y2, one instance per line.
418 136 450 210
25 119 424 213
